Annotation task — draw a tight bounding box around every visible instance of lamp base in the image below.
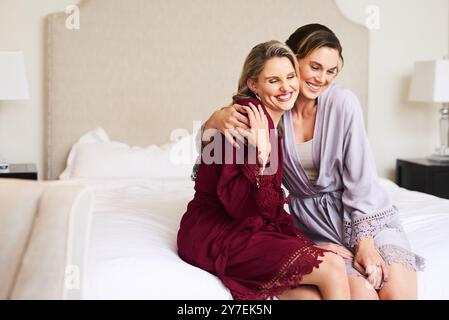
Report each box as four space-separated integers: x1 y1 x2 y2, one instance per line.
0 160 9 173
428 152 449 163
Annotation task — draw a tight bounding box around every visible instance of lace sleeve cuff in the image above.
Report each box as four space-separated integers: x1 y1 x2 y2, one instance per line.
241 162 274 188
344 206 398 247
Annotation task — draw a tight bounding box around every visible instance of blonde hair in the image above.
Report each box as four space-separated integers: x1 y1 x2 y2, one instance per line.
232 40 299 103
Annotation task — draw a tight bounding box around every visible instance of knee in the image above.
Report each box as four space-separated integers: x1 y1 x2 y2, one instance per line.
279 286 322 300
378 265 417 300
320 252 347 280
349 277 380 300
352 290 380 300
379 288 417 300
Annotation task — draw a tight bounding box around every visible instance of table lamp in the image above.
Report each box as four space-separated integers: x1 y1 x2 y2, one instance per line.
409 59 449 161
0 51 30 172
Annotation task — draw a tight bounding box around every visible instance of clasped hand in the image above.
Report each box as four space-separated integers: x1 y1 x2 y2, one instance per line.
207 103 270 165
353 238 389 290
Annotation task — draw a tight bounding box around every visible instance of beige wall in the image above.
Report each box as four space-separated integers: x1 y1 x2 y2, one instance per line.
0 0 74 178
0 0 448 180
336 0 449 179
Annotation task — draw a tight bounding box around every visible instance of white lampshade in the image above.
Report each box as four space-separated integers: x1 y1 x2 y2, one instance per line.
409 59 449 103
0 51 30 100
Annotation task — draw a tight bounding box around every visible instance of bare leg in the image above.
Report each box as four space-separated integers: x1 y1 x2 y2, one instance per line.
378 263 417 300
279 252 350 300
348 274 379 300
278 285 321 300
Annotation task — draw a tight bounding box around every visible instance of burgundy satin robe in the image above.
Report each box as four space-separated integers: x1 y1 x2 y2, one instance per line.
177 98 326 300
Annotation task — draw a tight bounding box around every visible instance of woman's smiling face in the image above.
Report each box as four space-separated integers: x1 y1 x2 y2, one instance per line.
298 46 339 100
248 56 299 113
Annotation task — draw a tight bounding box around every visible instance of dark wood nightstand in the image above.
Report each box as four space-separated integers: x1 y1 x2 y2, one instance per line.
396 158 449 199
0 163 38 180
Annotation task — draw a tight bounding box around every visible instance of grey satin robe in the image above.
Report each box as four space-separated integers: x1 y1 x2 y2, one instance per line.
282 83 425 275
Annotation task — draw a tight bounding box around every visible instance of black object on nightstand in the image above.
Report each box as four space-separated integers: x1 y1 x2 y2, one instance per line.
0 163 38 180
396 158 449 199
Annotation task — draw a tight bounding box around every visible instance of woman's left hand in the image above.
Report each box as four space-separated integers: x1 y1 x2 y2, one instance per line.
316 243 354 260
353 238 389 289
236 103 271 166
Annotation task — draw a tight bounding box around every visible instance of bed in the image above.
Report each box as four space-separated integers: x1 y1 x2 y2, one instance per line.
80 165 449 300
2 142 449 299
49 126 449 299
5 0 441 299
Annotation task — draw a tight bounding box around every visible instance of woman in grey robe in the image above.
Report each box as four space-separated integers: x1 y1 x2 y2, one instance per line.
198 24 424 299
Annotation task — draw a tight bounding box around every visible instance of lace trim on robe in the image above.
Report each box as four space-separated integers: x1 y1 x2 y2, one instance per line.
231 244 327 300
240 161 289 212
343 206 398 247
378 244 425 272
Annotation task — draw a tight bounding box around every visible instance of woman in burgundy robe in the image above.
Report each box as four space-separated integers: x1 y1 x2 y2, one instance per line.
198 25 423 299
177 41 350 300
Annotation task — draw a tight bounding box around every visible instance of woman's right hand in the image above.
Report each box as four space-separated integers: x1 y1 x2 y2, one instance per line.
203 104 250 147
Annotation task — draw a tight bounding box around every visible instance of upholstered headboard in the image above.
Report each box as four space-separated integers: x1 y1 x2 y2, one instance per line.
46 0 368 180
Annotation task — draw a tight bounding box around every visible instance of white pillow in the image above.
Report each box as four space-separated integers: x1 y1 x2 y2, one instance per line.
59 128 199 180
59 128 110 180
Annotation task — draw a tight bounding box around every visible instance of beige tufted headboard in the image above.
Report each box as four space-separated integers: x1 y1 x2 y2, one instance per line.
46 0 368 180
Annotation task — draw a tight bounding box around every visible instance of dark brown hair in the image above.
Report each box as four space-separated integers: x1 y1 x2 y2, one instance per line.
286 23 344 71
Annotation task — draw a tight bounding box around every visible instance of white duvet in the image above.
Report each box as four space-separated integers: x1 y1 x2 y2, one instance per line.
81 177 449 300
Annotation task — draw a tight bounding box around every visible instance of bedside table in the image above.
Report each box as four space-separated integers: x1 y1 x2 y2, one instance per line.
0 163 38 180
396 158 449 199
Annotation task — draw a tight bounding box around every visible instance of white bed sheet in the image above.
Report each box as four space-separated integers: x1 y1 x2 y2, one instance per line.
82 177 231 299
380 179 449 299
81 177 449 300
